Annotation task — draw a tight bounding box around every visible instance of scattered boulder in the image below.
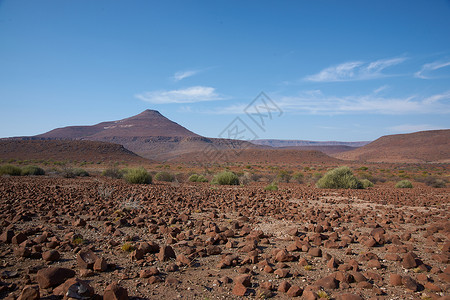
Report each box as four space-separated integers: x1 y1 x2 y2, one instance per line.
36 267 76 289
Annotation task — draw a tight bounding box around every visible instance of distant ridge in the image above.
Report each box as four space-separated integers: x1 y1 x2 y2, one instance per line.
251 139 370 148
334 129 450 163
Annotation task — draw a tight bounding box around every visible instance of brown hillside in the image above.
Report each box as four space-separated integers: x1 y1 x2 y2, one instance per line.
94 136 260 161
335 129 450 163
0 139 149 164
171 148 341 165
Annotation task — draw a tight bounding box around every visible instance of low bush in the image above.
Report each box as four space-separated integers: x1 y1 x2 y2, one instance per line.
189 174 208 182
211 171 239 185
21 165 45 176
73 168 89 177
292 172 304 183
417 176 446 188
395 180 413 188
316 166 363 189
276 170 291 183
102 166 124 179
361 179 374 188
264 182 278 191
0 164 22 176
155 171 175 182
124 167 152 184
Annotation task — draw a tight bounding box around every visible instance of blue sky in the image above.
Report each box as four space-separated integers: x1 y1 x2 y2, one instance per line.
1 0 449 141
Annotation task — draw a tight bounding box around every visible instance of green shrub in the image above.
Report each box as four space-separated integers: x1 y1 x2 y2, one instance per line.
155 171 175 182
361 179 374 188
102 166 124 179
292 172 304 183
211 171 239 185
418 176 446 188
0 165 22 176
124 167 152 184
316 166 363 189
264 182 278 191
276 170 291 183
189 174 208 182
73 168 89 177
188 174 199 182
21 166 45 176
121 242 135 252
395 180 413 188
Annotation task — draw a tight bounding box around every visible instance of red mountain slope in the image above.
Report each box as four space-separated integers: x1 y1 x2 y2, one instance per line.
334 129 450 163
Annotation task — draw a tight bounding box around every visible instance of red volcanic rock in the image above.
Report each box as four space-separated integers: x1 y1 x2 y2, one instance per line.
384 253 401 261
274 268 290 278
307 247 322 257
232 283 247 296
234 274 251 287
138 241 159 254
103 282 128 300
36 267 76 289
277 280 291 293
315 276 339 289
158 245 176 261
335 294 363 300
139 267 159 278
42 250 60 262
53 278 94 299
389 274 403 286
17 285 39 300
350 272 367 283
77 250 99 269
367 259 382 269
12 233 27 245
402 253 417 269
0 230 14 243
14 247 31 258
402 276 418 291
424 282 442 293
275 249 293 262
73 218 86 227
302 290 318 300
286 285 302 297
94 258 108 272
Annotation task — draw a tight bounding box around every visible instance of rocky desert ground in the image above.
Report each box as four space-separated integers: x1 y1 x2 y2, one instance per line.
0 165 449 300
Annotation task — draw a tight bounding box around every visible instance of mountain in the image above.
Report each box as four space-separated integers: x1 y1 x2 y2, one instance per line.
251 139 370 148
37 109 198 139
334 129 450 163
36 110 259 161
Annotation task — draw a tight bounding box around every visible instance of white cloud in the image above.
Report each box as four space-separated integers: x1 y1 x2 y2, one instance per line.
135 86 225 104
305 57 406 82
388 124 443 133
172 70 200 81
211 90 450 115
373 85 389 94
414 61 450 79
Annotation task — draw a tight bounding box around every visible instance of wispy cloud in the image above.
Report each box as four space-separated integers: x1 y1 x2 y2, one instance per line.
211 90 450 115
172 69 201 81
388 124 443 133
305 57 407 82
414 60 450 79
135 86 225 104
